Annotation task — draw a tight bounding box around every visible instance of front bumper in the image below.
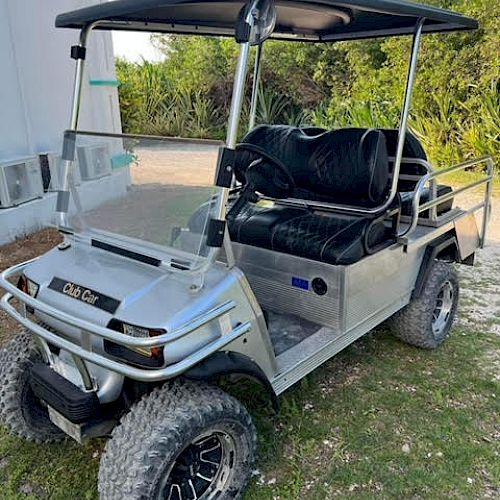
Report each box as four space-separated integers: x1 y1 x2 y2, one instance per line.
1 259 251 383
30 363 100 423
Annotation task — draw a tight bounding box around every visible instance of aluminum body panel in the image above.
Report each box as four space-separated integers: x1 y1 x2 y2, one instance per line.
454 212 480 260
233 237 428 394
15 239 276 400
233 240 425 333
344 243 424 331
232 242 344 330
271 294 408 394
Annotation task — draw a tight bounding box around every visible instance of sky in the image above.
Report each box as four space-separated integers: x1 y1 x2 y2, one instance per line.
112 32 164 62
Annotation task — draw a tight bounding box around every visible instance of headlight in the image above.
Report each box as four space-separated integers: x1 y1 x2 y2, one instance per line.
120 323 164 358
123 324 150 338
17 276 39 298
27 280 39 298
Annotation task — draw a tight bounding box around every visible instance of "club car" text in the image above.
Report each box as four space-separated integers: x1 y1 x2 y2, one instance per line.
62 282 99 306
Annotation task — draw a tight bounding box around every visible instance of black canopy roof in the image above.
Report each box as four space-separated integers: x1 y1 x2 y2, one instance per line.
56 0 478 42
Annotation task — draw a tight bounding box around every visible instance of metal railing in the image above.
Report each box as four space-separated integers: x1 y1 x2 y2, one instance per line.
398 155 494 245
266 155 433 215
0 260 251 382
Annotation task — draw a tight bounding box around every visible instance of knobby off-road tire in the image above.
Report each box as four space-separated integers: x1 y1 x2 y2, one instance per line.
0 331 64 442
99 380 257 500
390 261 459 349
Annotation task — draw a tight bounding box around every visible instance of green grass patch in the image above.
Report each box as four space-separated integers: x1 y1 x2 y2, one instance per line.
244 327 500 499
0 327 498 499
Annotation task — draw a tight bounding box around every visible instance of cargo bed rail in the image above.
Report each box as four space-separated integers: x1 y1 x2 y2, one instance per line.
398 155 494 244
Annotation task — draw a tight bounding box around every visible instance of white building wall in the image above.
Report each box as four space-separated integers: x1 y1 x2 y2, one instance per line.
0 0 125 244
0 0 121 161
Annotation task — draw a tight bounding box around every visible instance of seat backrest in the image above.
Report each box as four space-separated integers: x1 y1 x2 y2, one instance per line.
379 128 427 161
305 128 389 206
235 125 390 208
376 128 428 192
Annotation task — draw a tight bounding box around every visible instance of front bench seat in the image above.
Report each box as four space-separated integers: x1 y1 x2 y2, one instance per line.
228 203 392 265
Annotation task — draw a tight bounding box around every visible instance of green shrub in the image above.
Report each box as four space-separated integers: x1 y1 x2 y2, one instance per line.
115 0 499 169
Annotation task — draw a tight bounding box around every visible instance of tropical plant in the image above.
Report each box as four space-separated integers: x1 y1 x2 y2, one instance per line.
115 0 499 169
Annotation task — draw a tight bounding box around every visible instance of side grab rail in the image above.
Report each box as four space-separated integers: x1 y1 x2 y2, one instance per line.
0 259 237 349
398 156 494 244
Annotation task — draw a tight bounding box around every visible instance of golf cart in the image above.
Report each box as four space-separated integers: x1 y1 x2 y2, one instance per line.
0 0 494 498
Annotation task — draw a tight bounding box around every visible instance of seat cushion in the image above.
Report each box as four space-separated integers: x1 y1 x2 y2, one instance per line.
228 204 308 247
228 202 394 265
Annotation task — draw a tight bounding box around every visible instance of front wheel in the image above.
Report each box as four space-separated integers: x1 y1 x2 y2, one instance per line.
99 380 257 500
389 261 459 349
0 331 64 442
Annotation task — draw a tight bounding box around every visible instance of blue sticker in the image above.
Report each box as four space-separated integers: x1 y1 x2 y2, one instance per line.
292 277 309 290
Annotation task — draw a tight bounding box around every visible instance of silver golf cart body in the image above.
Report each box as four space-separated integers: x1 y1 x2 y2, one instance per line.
0 0 493 438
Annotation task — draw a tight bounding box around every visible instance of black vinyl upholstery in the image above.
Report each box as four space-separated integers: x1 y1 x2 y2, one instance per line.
400 184 454 218
228 125 452 265
228 203 393 265
235 126 390 207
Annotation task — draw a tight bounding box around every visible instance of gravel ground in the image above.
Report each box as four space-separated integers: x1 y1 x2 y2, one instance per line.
454 188 500 337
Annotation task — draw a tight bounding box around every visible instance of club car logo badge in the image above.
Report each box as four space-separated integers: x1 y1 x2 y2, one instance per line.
48 278 120 313
63 282 99 305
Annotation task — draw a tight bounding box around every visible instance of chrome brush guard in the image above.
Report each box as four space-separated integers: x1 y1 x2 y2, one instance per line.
0 259 251 383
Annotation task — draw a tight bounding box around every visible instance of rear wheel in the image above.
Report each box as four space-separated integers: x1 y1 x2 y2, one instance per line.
389 261 459 349
0 331 64 442
99 380 256 499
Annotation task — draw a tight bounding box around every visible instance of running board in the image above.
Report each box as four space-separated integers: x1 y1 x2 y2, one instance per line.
271 295 409 395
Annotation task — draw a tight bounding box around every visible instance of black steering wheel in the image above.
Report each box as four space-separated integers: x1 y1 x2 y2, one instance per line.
235 142 295 198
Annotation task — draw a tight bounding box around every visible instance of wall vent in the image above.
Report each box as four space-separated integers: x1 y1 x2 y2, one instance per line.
77 144 112 181
39 152 81 192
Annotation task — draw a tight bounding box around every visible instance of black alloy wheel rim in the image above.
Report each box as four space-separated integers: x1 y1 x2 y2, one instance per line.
159 431 236 500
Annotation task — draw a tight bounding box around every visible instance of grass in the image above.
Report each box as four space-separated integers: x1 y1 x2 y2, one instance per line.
0 324 498 499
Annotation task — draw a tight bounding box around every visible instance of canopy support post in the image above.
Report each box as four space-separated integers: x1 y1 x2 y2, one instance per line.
249 42 264 131
58 23 96 227
390 18 425 206
215 2 258 263
226 42 252 149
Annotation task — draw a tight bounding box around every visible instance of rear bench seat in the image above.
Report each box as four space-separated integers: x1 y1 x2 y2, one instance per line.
228 126 395 265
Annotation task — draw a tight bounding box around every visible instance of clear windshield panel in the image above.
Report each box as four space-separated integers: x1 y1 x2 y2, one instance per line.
67 131 224 272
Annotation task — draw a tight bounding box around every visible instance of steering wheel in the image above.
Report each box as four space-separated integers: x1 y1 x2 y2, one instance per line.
235 142 295 198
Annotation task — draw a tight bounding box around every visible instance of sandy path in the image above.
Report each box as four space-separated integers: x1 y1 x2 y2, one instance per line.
131 144 220 186
455 188 500 337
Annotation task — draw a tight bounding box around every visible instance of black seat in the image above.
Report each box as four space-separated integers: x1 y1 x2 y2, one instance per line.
228 125 454 265
229 125 396 265
228 203 393 265
234 125 390 208
400 184 454 217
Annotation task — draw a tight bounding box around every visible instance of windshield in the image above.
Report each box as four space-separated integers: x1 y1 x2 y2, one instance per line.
65 131 224 272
